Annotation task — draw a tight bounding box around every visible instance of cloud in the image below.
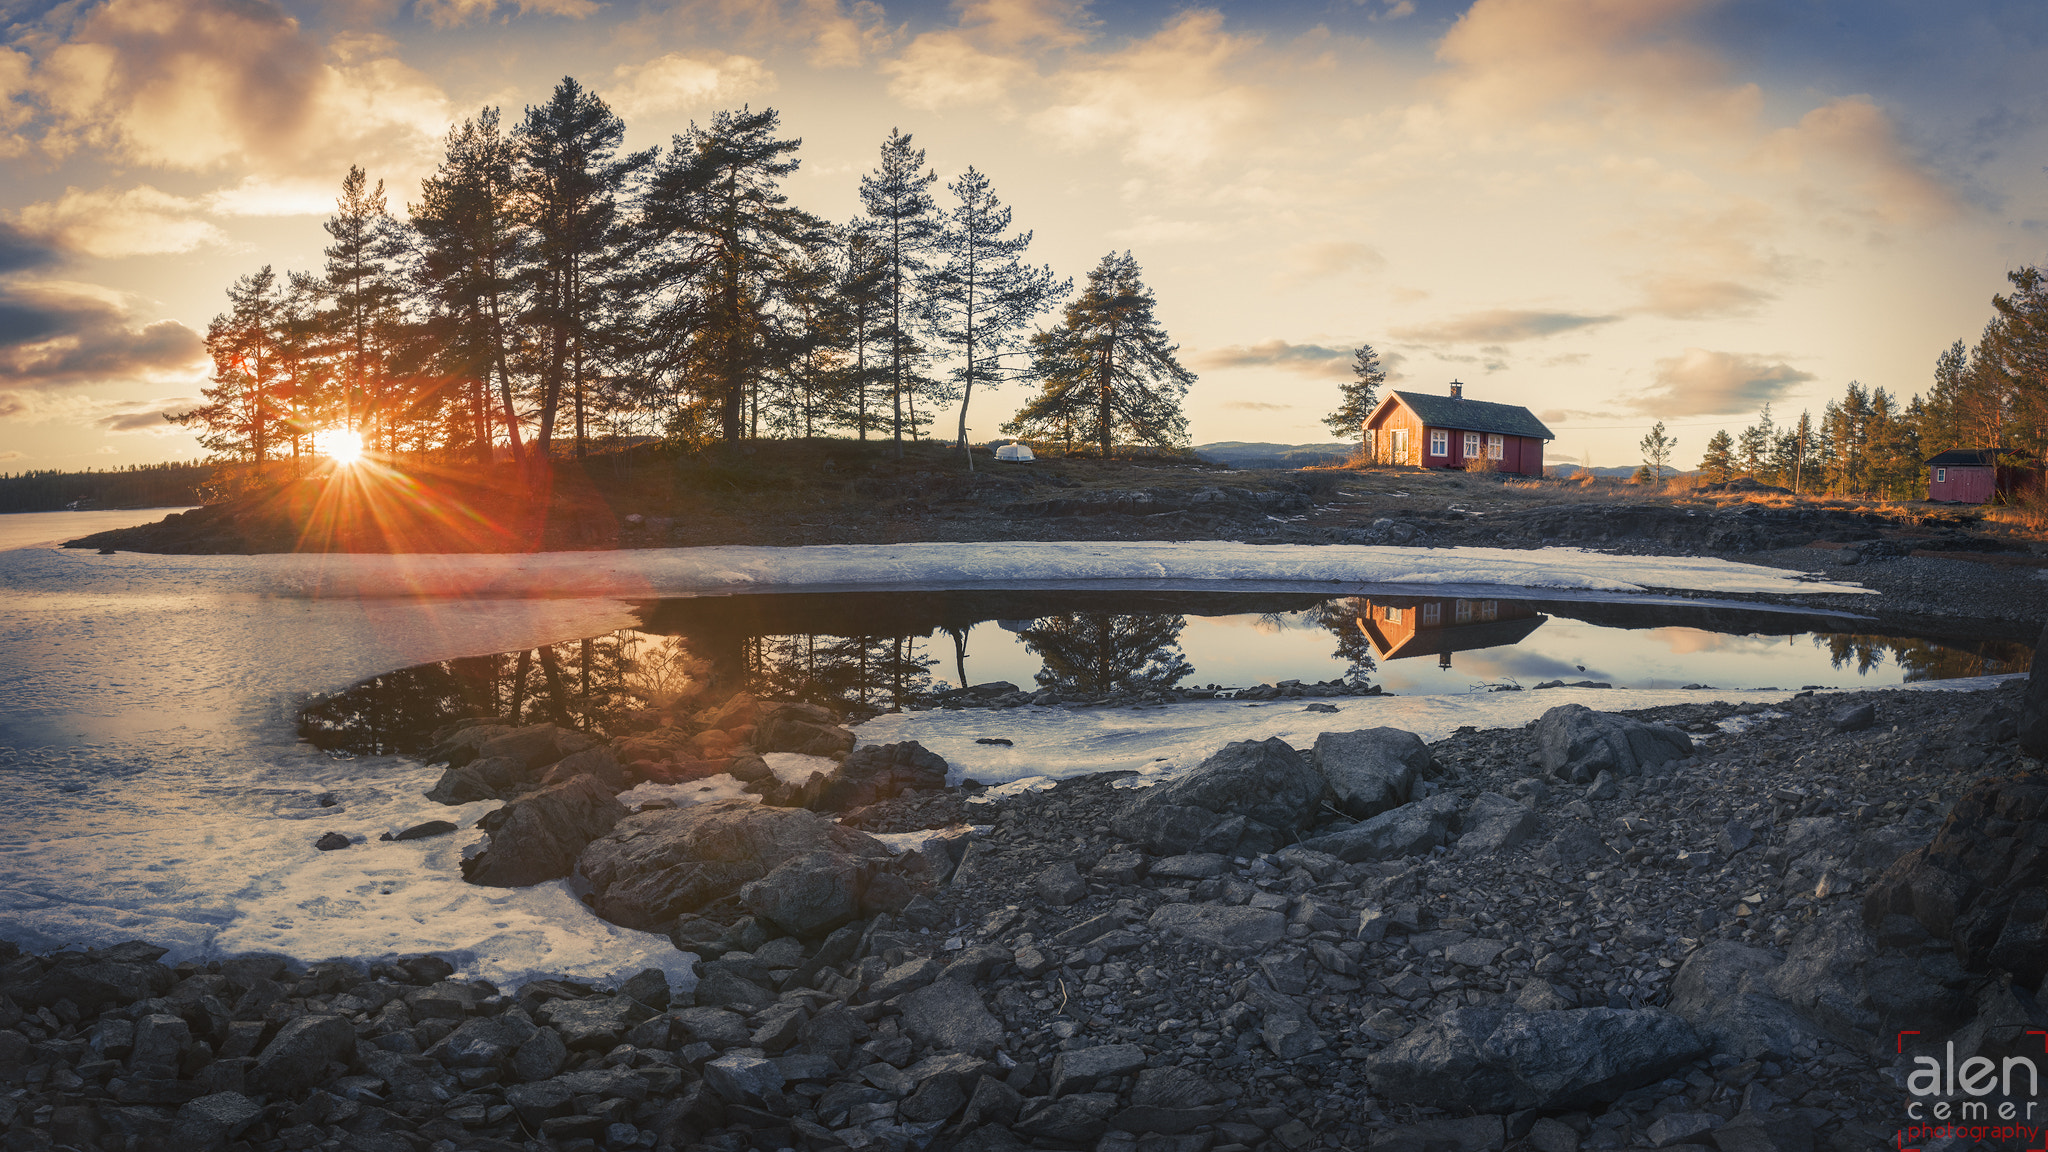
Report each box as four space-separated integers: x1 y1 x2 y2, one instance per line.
0 222 60 275
1220 400 1293 411
1631 275 1774 321
0 450 23 461
1279 240 1384 282
93 395 205 434
1625 348 1815 416
883 0 1090 112
1758 95 1954 225
1392 309 1618 343
21 0 450 181
412 0 599 27
649 0 892 69
0 280 206 391
604 52 773 117
11 185 226 258
1030 10 1269 168
203 175 349 217
1192 340 1353 378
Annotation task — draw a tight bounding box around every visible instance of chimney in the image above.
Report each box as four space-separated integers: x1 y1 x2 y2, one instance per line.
1449 381 1464 400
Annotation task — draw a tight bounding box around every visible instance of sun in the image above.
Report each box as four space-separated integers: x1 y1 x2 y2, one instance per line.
313 428 364 466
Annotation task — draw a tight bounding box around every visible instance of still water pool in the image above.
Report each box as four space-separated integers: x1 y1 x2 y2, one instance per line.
300 588 2028 752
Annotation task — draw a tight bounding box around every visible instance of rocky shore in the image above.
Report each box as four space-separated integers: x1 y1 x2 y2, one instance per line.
7 671 2044 1152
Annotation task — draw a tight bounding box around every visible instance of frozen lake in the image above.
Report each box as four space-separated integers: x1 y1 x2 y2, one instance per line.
0 512 2013 989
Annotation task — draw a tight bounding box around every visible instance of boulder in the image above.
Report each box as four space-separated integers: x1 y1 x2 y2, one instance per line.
172 1092 263 1150
538 746 628 790
577 799 889 930
1365 1006 1707 1113
481 723 595 770
1666 942 1825 1060
1146 904 1287 955
755 703 856 756
1049 1043 1147 1096
1297 794 1462 863
1128 738 1327 832
1459 792 1538 857
249 1014 356 1096
1313 728 1433 819
796 740 949 812
1035 861 1088 906
1531 704 1693 784
898 978 1004 1058
739 850 864 937
424 754 529 804
461 774 628 888
1110 802 1225 856
1828 702 1875 733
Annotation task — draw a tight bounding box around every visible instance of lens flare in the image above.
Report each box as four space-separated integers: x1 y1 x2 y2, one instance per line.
313 428 364 465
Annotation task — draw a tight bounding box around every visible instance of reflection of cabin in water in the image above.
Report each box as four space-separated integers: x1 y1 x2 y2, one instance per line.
1356 597 1548 668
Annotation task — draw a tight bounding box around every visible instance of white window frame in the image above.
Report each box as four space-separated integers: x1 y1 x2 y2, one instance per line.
1487 434 1504 460
1429 429 1448 457
1454 599 1473 624
1421 602 1441 625
1463 432 1480 458
1481 600 1498 621
1935 467 1947 483
1384 606 1404 623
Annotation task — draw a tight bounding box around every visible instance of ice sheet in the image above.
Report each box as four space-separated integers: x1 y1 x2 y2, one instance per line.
0 532 1895 992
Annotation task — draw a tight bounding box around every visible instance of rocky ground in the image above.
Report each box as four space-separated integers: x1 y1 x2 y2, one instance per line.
6 676 2043 1152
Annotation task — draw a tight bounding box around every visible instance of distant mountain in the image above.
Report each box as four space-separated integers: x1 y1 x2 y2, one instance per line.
1193 441 1354 469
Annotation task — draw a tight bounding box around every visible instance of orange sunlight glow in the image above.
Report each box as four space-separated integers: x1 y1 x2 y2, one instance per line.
313 428 364 465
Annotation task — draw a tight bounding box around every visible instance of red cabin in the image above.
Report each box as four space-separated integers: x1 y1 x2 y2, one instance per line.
1362 382 1554 476
1925 448 2041 504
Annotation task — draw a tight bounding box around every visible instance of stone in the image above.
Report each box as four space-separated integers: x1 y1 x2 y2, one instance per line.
673 1005 753 1046
703 1052 786 1104
1111 802 1223 856
1526 1117 1582 1152
1647 1114 1725 1147
1459 792 1538 856
1365 1006 1708 1113
1147 853 1231 880
425 755 528 805
1134 737 1327 830
899 977 1004 1057
250 1014 356 1096
1049 1043 1147 1097
425 1014 538 1068
382 820 458 842
740 849 864 936
900 1072 967 1121
869 956 943 1000
314 831 351 851
1515 979 1575 1012
535 994 657 1050
481 722 593 770
505 1081 574 1125
693 969 775 1010
1828 702 1875 733
1297 794 1462 862
1313 727 1433 819
130 1012 190 1071
801 739 950 812
537 746 628 790
1090 852 1148 884
1531 704 1693 784
1016 1092 1120 1143
461 774 628 888
619 967 672 1009
754 703 856 756
1035 860 1088 905
513 1026 569 1082
577 798 889 930
1146 903 1287 954
1666 941 1825 1060
172 1092 263 1150
961 1075 1026 1128
1370 1115 1505 1152
1445 939 1507 968
2022 623 2048 757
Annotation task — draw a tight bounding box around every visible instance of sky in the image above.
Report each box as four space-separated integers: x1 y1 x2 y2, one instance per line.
0 0 2045 473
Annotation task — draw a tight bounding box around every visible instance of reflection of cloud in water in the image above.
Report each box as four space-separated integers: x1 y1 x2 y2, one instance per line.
1442 646 1600 683
1646 628 1790 657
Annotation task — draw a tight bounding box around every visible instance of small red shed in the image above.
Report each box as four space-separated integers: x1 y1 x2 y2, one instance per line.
1362 382 1555 476
1925 448 2041 504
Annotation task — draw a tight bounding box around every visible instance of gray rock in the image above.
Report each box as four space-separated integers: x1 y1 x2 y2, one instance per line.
249 1014 355 1096
1526 1117 1582 1152
703 1052 786 1103
739 849 863 936
361 1045 455 1102
961 1075 1026 1128
535 994 656 1050
172 1092 262 1150
1312 728 1433 818
672 1005 752 1046
1297 794 1461 862
1146 903 1287 954
1365 1006 1707 1112
2023 622 2048 757
869 956 943 1001
1531 704 1693 784
1035 860 1088 906
1016 1092 1120 1143
693 969 775 1011
1647 1114 1725 1147
1109 802 1221 856
1147 853 1232 879
1515 979 1575 1012
1584 770 1620 801
1828 702 1875 732
619 967 672 1009
1370 1115 1505 1152
461 774 628 888
1460 792 1538 856
1128 737 1327 832
899 978 1003 1058
753 703 856 756
505 1080 573 1124
424 1014 539 1067
1666 941 1824 1060
1090 852 1149 884
512 1025 568 1082
1049 1042 1147 1097
577 798 889 930
537 745 627 790
130 1012 189 1071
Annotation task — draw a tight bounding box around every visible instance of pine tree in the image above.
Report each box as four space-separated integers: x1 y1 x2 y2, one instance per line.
323 166 409 450
1005 251 1195 457
856 129 943 456
1699 429 1735 482
1638 420 1676 483
182 266 285 464
930 167 1067 469
1322 344 1386 443
515 77 651 463
411 108 528 467
1737 403 1774 478
642 106 827 443
831 225 892 440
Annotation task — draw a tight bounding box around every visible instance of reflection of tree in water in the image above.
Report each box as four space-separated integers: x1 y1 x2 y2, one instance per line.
1815 633 2031 681
1306 598 1379 686
745 633 935 712
1021 612 1194 693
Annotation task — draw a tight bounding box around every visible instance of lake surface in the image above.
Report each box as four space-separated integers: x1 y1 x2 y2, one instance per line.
299 587 2028 754
0 507 197 552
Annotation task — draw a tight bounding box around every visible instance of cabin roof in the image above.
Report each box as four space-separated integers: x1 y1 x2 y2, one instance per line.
1378 390 1556 441
1925 448 2011 467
